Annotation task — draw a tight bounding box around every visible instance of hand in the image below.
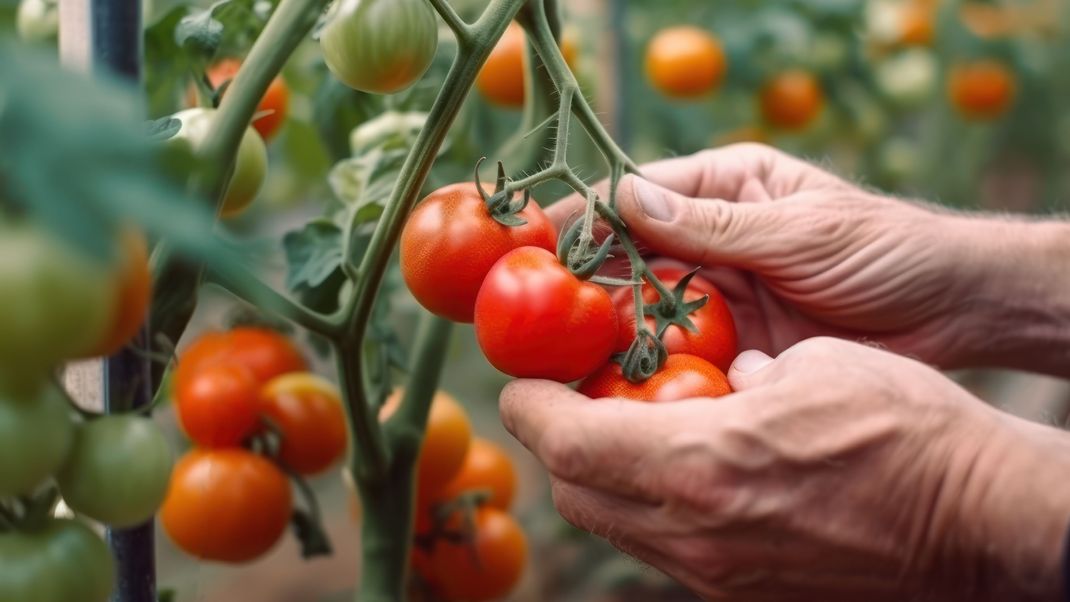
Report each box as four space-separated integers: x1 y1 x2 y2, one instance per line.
547 143 1070 372
501 338 1070 602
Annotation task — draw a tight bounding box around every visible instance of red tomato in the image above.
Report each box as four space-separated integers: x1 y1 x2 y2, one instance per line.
189 58 290 141
160 448 293 563
613 269 737 372
173 362 260 447
400 183 556 323
578 354 732 402
260 373 348 475
421 507 528 602
89 227 151 357
435 438 517 511
175 327 307 391
474 247 617 382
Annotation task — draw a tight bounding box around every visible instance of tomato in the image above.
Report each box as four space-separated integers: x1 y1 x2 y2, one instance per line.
947 59 1016 120
422 507 528 602
382 390 471 497
15 0 58 43
645 26 726 99
475 22 579 108
0 518 114 602
474 247 617 382
759 70 825 130
436 438 517 511
579 354 731 402
260 373 348 475
175 327 307 390
0 223 116 378
174 362 261 448
0 383 73 496
56 415 173 528
167 107 268 218
188 59 290 141
400 183 556 323
898 2 935 46
161 448 293 563
89 227 152 357
613 268 737 373
320 0 438 94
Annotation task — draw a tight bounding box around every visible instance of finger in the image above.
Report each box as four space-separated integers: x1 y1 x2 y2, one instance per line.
727 350 776 391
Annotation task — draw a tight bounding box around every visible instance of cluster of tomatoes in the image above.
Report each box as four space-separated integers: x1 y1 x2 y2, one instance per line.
369 390 526 601
161 327 347 563
0 225 164 602
400 182 738 401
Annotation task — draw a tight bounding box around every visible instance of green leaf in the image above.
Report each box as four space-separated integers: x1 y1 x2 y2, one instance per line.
291 508 332 559
282 219 344 292
174 2 226 54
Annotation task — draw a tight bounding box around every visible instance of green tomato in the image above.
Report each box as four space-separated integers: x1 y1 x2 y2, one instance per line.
16 0 58 44
168 108 268 218
0 224 116 378
57 415 173 528
0 382 74 496
0 518 115 602
320 0 439 94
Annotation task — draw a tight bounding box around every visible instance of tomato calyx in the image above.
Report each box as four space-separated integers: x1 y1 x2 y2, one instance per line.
556 218 616 280
0 486 59 532
616 329 668 382
474 159 532 227
643 267 710 338
415 489 492 551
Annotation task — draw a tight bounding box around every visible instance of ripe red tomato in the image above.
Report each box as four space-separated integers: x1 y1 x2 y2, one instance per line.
435 438 517 511
259 373 348 475
189 58 290 141
175 327 307 391
421 507 528 601
160 448 293 563
759 70 825 130
474 247 617 382
578 354 732 402
381 390 471 497
645 26 727 99
613 268 737 372
400 183 556 323
173 362 260 447
947 59 1016 120
89 227 152 357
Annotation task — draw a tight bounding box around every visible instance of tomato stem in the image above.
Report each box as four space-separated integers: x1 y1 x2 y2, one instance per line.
426 0 473 43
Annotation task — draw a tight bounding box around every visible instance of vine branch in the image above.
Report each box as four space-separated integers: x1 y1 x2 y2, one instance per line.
426 0 473 43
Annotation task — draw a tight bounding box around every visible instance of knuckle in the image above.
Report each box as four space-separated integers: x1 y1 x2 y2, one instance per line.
658 439 739 514
538 424 589 481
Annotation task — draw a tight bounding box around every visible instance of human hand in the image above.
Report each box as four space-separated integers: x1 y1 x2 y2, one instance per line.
501 338 1070 602
548 143 1069 371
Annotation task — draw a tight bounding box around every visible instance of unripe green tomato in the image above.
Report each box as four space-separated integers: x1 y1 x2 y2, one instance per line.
0 223 116 379
57 415 173 528
320 0 439 94
167 108 268 218
0 382 74 496
16 0 58 44
0 518 115 602
875 49 937 110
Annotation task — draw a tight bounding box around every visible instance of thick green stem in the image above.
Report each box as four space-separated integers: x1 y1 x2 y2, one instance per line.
208 266 340 337
335 344 391 483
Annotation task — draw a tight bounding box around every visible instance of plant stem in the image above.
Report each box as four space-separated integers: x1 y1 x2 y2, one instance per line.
207 268 340 337
334 343 390 482
427 0 473 42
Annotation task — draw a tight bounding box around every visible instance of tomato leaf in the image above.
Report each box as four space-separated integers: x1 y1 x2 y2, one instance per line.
291 508 332 559
282 219 344 292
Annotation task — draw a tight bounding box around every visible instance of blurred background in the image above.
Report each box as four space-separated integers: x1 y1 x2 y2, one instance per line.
3 0 1069 600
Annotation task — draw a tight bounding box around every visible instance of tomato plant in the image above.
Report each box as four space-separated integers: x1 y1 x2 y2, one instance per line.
260 372 348 475
436 438 517 511
759 69 825 130
166 107 268 218
0 383 73 496
173 362 261 448
475 246 618 382
89 227 152 357
420 506 528 602
382 389 471 496
645 26 727 99
948 59 1016 120
320 0 439 94
160 448 293 563
56 415 173 528
0 519 115 602
191 58 291 141
613 268 737 372
579 354 731 402
400 182 557 323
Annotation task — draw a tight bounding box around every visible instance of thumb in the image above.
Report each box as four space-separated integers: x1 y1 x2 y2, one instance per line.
617 175 775 267
726 349 775 391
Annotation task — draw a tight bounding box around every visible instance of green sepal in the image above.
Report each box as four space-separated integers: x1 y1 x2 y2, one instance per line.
618 331 667 383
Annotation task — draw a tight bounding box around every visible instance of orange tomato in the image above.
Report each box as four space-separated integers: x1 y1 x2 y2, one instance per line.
381 390 471 497
898 2 935 46
422 507 528 602
175 327 306 392
260 373 348 475
188 58 290 141
579 354 732 402
436 438 517 511
476 21 578 108
645 26 726 99
173 362 261 448
759 70 825 130
947 59 1016 120
160 448 293 563
89 227 151 357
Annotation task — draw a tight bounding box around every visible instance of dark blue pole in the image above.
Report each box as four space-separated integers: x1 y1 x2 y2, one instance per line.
90 0 155 600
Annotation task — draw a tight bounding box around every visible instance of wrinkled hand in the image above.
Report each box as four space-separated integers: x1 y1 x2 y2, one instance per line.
501 338 1070 602
549 143 1014 368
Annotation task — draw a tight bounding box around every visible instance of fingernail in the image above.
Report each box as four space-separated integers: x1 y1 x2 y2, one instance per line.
633 178 675 222
731 350 774 374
